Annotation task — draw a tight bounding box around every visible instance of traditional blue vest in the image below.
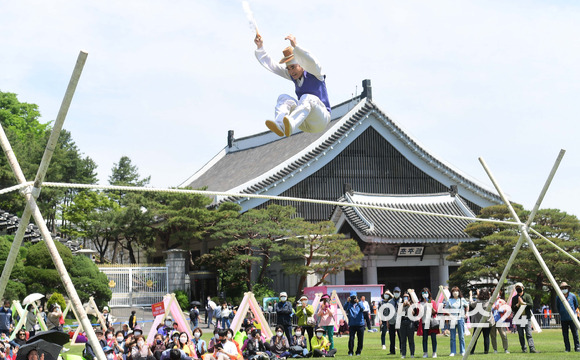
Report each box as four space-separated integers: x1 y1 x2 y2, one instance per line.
294 72 331 114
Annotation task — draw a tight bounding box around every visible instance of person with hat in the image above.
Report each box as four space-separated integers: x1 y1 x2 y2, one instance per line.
511 282 538 353
276 292 294 342
296 295 315 350
310 327 336 357
343 291 365 356
387 287 403 355
317 294 336 351
102 306 112 329
556 281 580 352
102 345 115 360
254 33 331 138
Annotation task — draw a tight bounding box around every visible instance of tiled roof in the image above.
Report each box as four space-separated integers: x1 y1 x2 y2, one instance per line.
181 95 502 209
0 209 81 250
334 192 476 243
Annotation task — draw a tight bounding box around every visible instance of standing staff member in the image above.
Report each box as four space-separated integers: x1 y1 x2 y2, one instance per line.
556 282 580 352
511 282 539 353
254 33 331 137
344 291 365 356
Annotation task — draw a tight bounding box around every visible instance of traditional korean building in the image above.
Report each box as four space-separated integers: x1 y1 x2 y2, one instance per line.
180 80 502 295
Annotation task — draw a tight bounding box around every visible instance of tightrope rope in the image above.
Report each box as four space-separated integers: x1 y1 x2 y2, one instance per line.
0 182 33 196
34 181 520 227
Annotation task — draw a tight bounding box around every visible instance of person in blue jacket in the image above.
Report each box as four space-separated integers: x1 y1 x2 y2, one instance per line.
556 282 580 352
344 291 365 356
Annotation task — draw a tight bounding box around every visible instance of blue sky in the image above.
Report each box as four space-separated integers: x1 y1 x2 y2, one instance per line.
1 0 580 217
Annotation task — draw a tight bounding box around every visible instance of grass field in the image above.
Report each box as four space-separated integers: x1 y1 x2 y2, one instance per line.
62 328 576 359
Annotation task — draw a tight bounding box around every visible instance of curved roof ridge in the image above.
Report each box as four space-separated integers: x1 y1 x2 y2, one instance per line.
365 101 501 203
218 99 370 203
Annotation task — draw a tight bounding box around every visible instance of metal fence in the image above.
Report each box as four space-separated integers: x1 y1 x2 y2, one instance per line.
99 266 169 307
533 313 564 329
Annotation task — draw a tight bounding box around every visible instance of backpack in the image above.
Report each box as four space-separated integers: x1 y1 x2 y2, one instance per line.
190 308 199 320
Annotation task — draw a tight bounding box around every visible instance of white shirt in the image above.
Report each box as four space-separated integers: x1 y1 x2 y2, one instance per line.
222 340 238 355
255 45 325 85
362 300 370 312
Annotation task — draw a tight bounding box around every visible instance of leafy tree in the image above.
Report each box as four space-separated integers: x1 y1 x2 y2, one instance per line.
0 92 98 230
0 235 27 300
62 191 121 261
0 91 47 141
146 191 240 269
46 292 66 313
113 193 155 263
202 205 301 293
0 91 49 213
24 241 73 295
282 220 364 297
174 290 189 311
69 255 111 309
108 156 150 187
448 204 580 309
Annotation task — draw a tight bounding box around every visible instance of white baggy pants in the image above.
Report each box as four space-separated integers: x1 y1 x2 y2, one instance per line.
274 94 331 133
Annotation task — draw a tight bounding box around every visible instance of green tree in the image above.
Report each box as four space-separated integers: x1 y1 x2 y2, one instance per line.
69 255 112 309
282 220 364 297
0 92 98 231
199 205 328 298
24 241 73 295
46 292 66 313
448 204 580 309
0 91 49 213
0 235 27 300
62 191 121 261
113 193 155 263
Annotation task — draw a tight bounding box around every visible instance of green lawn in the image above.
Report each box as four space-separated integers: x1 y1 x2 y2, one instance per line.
62 328 575 359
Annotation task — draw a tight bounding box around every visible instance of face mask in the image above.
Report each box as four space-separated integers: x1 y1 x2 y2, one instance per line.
194 332 201 339
403 297 409 302
280 297 287 302
295 331 302 337
134 331 141 336
107 334 113 340
563 289 569 295
394 292 400 299
227 333 232 340
316 332 323 338
383 294 390 300
422 293 429 299
118 337 124 342
453 292 459 298
156 339 162 344
247 334 253 340
276 331 283 337
137 341 144 347
165 322 172 327
180 337 187 344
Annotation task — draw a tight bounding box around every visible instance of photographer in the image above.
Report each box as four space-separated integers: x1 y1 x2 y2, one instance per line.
343 291 365 356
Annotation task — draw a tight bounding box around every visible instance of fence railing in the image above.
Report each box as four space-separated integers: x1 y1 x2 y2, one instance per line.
99 266 168 307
